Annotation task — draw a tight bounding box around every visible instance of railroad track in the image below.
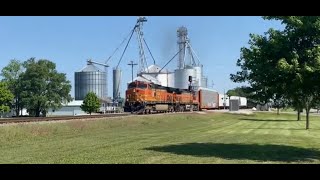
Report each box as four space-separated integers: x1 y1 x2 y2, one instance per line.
0 111 196 125
0 113 131 125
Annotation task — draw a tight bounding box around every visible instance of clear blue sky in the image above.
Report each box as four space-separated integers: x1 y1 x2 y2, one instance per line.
0 16 284 97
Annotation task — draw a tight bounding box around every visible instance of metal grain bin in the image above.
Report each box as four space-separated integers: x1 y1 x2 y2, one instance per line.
75 64 106 100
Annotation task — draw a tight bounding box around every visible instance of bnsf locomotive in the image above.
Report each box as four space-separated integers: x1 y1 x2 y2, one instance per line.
124 80 199 113
124 80 247 114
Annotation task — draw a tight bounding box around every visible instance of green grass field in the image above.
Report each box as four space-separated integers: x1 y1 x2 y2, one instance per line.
1 112 320 164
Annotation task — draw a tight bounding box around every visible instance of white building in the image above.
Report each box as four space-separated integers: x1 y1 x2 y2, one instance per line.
47 100 87 116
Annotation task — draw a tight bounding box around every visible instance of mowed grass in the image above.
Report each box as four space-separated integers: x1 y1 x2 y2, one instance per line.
1 112 320 164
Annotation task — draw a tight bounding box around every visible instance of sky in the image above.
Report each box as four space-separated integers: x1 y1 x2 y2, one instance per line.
0 16 284 98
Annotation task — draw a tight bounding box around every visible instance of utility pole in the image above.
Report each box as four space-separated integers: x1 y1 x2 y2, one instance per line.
224 89 226 110
128 60 138 82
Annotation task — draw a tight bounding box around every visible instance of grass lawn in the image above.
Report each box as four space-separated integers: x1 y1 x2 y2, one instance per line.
0 112 320 164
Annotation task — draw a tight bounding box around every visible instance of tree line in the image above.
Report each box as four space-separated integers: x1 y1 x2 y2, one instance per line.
0 58 72 117
231 16 320 129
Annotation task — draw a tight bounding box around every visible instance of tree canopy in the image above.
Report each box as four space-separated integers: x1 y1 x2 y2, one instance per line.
1 59 24 116
231 16 320 129
0 82 14 114
80 92 101 115
20 58 72 117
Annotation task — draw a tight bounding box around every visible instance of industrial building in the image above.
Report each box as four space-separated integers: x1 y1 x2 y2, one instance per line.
47 100 86 116
134 65 175 87
47 100 118 116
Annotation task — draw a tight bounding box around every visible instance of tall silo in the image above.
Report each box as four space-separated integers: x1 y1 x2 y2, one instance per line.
113 67 122 101
75 63 106 100
177 26 188 69
193 65 203 88
174 67 195 89
156 72 175 87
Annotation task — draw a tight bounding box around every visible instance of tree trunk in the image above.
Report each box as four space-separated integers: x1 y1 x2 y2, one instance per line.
17 97 21 117
15 107 19 117
277 108 280 115
35 101 40 117
15 98 19 117
35 109 40 117
297 110 301 121
17 98 21 117
306 108 310 130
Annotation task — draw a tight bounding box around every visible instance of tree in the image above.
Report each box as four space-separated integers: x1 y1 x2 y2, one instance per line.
267 16 320 129
80 92 101 115
1 59 24 116
231 16 320 129
230 28 289 111
20 58 72 117
0 82 14 116
227 88 243 97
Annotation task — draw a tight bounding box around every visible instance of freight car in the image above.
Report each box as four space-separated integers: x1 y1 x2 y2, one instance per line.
198 87 219 110
230 96 247 109
124 80 199 113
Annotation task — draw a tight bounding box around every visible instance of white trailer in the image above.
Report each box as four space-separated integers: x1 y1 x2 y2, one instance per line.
239 97 247 107
230 96 247 108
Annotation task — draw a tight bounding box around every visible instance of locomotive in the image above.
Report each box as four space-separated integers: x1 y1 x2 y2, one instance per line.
124 80 199 113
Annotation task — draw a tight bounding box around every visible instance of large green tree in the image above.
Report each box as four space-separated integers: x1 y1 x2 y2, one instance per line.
0 82 14 116
80 92 101 115
231 16 320 129
20 58 72 117
226 87 248 97
231 29 289 109
268 16 320 129
1 59 24 116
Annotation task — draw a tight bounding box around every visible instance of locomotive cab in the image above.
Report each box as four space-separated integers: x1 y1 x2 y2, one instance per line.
124 81 151 112
126 81 149 102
